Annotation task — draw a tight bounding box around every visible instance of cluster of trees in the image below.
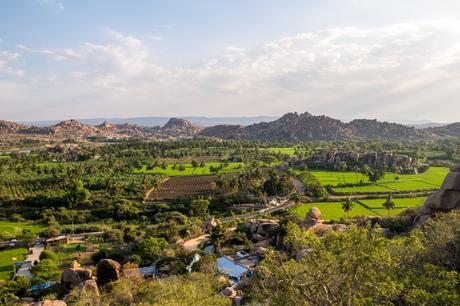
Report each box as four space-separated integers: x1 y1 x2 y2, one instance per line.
248 212 460 305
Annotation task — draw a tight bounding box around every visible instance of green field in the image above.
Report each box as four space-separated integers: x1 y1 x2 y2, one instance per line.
0 248 27 280
0 221 45 237
307 167 448 193
292 197 427 220
264 147 296 155
133 162 244 176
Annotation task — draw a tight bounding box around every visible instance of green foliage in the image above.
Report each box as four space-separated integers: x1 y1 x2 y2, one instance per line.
39 250 58 261
101 273 230 305
31 259 60 285
248 212 460 305
137 237 169 262
64 179 90 208
0 276 30 304
190 199 210 217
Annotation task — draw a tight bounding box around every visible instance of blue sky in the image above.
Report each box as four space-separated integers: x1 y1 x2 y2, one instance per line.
2 0 460 122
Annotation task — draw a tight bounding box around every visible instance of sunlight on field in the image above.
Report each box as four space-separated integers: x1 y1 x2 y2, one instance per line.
292 197 427 220
0 248 27 280
0 221 45 236
307 167 449 193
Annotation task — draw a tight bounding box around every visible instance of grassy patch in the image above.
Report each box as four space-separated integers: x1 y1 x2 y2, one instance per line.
291 197 427 221
0 221 45 237
306 167 448 193
0 248 27 280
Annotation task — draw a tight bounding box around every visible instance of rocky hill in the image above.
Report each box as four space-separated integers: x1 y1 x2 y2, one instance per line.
0 120 26 133
348 119 433 140
160 118 202 137
428 123 460 138
200 124 245 139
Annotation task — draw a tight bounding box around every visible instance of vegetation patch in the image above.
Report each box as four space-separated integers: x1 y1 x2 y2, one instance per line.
291 197 427 220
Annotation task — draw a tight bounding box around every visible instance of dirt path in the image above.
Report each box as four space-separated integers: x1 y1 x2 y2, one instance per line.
182 235 210 250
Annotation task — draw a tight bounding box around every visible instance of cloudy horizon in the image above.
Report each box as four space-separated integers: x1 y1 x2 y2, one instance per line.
1 1 460 122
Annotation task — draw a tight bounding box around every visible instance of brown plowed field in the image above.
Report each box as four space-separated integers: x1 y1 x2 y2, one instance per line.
147 175 218 200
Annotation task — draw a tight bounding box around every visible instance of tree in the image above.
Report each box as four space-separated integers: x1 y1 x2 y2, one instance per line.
191 160 198 173
64 179 90 208
138 237 169 262
383 195 395 215
31 259 60 285
341 197 354 218
190 199 209 217
210 222 225 255
114 199 139 220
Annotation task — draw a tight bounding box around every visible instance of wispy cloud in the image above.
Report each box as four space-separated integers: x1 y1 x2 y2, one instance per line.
36 0 64 10
8 20 460 121
0 51 24 76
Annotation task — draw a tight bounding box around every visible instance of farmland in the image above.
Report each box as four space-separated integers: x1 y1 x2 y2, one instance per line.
147 175 219 200
134 162 244 176
0 221 45 237
0 248 27 280
306 166 448 194
292 197 427 220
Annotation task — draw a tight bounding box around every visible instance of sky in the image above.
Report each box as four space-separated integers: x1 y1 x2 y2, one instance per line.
1 0 460 122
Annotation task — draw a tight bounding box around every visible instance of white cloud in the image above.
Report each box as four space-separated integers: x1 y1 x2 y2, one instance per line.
0 51 24 76
8 20 460 121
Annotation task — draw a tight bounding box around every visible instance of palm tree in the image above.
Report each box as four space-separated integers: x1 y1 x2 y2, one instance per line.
341 197 354 218
383 195 395 215
210 222 225 255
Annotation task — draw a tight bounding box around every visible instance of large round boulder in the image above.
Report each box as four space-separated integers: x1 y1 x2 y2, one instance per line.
61 268 81 289
306 207 321 220
96 259 121 286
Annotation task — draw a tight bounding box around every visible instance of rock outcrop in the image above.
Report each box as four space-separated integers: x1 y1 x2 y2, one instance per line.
160 118 202 137
304 207 322 228
245 219 279 240
96 259 122 286
418 166 460 222
61 261 92 290
309 150 424 174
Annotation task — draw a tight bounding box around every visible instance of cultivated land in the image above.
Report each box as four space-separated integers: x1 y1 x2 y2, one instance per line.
292 197 427 220
0 248 27 280
134 162 244 176
308 166 448 193
0 221 45 237
147 175 219 200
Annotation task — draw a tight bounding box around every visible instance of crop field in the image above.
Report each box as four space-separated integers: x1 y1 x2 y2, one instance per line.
0 248 27 280
134 162 244 176
0 221 45 237
147 175 219 200
291 197 427 220
0 172 67 200
307 167 449 193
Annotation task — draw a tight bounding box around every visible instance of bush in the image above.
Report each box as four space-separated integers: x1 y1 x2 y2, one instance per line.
39 250 58 261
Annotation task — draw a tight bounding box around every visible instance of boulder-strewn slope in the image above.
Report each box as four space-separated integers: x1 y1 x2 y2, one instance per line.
160 118 202 137
348 119 433 140
199 112 434 141
0 120 26 133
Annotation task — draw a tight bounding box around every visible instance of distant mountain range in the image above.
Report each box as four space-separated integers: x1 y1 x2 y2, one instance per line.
20 116 280 127
2 112 460 141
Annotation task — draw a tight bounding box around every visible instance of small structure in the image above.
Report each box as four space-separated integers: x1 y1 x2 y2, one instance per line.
217 256 252 283
45 235 69 245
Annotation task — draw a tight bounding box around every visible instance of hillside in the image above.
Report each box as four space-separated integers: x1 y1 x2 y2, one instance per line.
428 122 460 137
160 118 202 137
348 119 433 140
0 120 26 133
199 112 435 141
